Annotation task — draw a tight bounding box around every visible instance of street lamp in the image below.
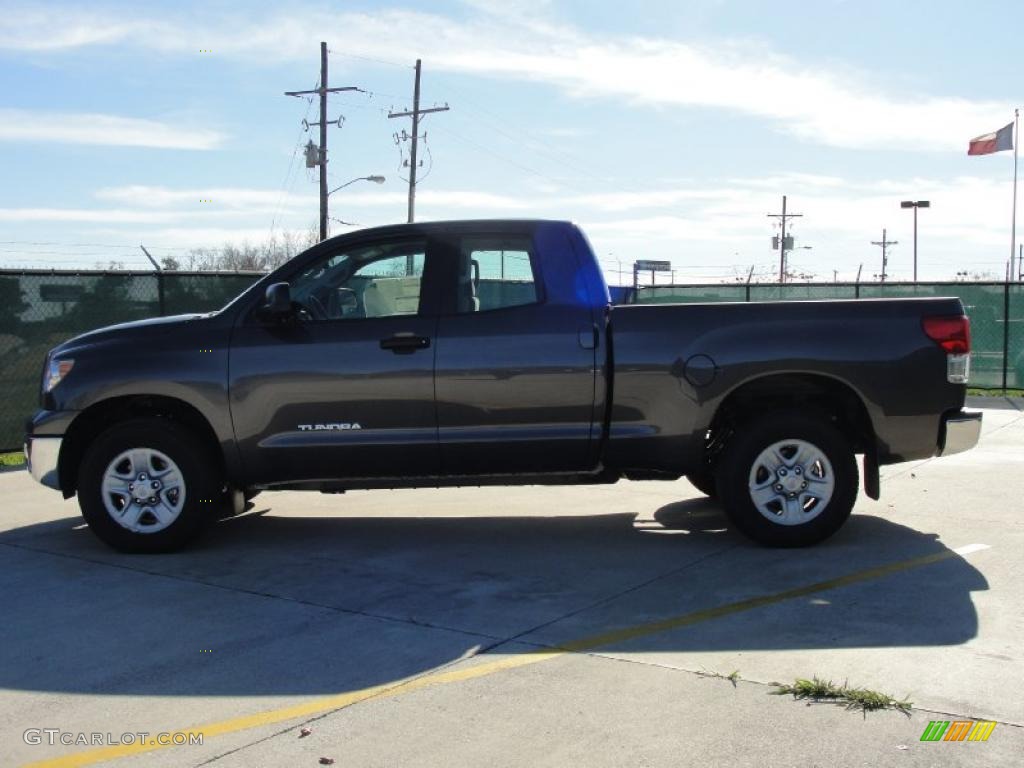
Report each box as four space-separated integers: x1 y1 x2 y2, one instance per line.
900 200 930 282
328 175 385 196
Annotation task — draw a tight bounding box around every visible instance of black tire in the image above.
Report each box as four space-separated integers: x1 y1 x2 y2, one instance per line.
686 471 718 498
715 409 858 547
78 418 221 553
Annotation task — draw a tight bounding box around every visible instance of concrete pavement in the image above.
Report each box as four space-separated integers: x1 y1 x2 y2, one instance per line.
1 407 1021 766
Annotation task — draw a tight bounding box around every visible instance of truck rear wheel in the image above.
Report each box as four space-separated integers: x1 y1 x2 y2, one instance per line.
78 418 220 553
715 410 857 547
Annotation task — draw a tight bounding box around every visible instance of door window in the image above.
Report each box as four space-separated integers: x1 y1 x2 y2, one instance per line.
456 236 539 313
289 240 427 321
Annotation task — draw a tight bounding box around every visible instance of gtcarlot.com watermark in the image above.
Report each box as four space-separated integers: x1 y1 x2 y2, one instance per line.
24 729 203 747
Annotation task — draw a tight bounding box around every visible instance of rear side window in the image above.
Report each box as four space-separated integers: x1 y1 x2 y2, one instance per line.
456 236 539 313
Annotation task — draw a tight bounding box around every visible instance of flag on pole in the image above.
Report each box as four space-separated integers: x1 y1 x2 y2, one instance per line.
968 122 1014 155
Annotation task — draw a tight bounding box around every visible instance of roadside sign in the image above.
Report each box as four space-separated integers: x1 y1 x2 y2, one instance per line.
634 260 672 272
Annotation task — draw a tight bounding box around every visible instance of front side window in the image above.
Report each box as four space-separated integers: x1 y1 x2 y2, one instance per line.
455 236 539 313
289 239 426 320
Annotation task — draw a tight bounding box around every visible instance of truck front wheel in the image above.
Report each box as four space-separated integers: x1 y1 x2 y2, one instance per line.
78 418 221 553
715 410 858 547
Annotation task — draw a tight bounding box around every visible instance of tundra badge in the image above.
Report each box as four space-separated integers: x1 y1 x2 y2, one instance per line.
297 423 362 431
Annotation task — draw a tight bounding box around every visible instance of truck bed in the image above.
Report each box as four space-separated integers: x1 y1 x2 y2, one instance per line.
605 297 966 472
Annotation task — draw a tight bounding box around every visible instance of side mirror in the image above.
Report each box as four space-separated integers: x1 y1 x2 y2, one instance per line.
263 282 293 317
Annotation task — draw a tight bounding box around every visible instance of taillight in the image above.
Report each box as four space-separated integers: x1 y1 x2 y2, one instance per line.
922 315 970 354
923 315 970 384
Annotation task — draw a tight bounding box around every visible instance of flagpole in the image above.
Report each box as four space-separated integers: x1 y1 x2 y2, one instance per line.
1013 108 1020 272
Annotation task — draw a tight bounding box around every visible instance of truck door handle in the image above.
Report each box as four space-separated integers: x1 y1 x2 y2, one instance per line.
380 334 431 354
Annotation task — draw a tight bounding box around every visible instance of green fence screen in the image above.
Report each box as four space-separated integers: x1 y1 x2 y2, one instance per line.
0 270 262 451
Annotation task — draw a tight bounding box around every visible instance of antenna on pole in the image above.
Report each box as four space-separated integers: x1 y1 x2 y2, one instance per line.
285 42 363 242
388 59 450 225
767 195 802 283
871 228 898 282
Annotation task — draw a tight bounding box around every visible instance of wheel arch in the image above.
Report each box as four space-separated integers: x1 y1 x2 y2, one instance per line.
708 372 877 456
58 395 226 497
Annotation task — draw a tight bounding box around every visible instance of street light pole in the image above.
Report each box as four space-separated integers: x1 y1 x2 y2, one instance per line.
327 175 385 197
912 205 918 280
321 175 385 237
901 200 930 281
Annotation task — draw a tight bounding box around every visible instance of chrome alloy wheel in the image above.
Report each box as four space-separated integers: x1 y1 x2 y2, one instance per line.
100 448 186 533
747 439 835 526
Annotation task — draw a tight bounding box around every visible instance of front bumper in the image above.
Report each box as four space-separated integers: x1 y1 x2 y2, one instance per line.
937 410 982 457
24 436 62 490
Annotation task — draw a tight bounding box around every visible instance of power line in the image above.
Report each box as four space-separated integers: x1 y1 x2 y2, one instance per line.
430 73 697 200
429 74 605 187
327 48 411 70
0 251 155 261
270 82 318 239
430 124 566 187
0 240 180 250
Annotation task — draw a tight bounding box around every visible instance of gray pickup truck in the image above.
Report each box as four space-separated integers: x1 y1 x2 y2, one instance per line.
25 219 981 552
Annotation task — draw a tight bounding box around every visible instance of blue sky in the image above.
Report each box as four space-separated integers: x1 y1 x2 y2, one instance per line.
0 0 1021 282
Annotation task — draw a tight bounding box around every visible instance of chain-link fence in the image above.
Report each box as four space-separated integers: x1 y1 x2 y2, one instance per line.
1 270 262 451
2 271 1021 451
633 282 1024 391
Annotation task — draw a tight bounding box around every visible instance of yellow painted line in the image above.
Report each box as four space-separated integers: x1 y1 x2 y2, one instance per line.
558 543 987 653
23 543 989 768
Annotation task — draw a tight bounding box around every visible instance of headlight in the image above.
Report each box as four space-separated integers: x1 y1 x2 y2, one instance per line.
45 358 74 393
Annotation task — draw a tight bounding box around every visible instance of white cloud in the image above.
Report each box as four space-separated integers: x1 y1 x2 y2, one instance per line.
95 186 308 209
0 109 225 150
2 5 1008 152
9 171 1016 280
93 184 748 214
0 207 181 223
0 9 170 51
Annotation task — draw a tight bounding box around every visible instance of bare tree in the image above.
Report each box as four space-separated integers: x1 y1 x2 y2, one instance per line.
177 230 319 272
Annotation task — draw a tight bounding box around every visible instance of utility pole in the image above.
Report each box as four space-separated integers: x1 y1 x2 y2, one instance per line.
871 228 898 282
285 42 363 242
318 43 328 243
767 195 802 283
388 59 450 224
1018 243 1022 281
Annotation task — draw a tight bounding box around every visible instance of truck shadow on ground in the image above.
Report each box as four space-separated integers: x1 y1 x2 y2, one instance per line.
0 503 988 697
